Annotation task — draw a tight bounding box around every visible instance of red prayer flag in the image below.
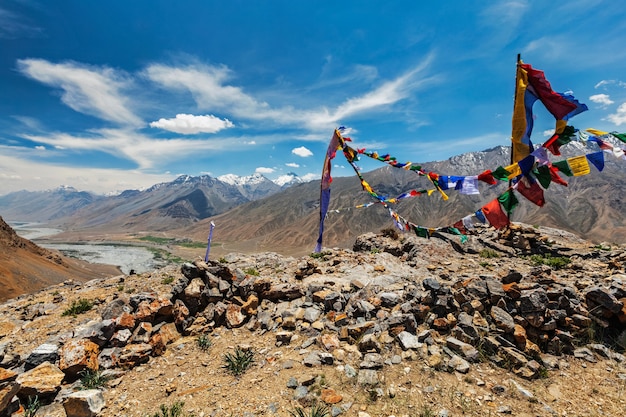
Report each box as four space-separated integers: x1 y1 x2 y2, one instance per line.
548 165 568 186
520 63 577 120
477 170 497 185
516 179 545 207
481 199 509 229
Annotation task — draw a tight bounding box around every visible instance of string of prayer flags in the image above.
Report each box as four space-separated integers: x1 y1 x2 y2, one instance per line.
567 155 591 176
477 170 498 185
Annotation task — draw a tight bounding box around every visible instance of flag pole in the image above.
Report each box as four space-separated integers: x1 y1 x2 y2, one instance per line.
204 221 216 262
508 53 521 227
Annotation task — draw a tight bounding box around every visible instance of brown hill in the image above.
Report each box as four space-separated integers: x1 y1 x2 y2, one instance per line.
0 217 120 301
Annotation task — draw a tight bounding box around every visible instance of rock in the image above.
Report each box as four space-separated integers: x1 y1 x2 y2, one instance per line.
116 343 152 368
396 331 422 350
446 337 479 362
448 355 470 373
74 319 115 347
63 389 106 417
0 382 20 414
490 306 516 333
59 339 100 378
225 304 246 328
359 353 384 369
357 369 379 386
16 361 65 399
24 343 59 371
586 286 624 314
303 351 334 367
101 298 131 320
321 388 343 404
519 289 549 314
574 347 597 363
423 277 441 292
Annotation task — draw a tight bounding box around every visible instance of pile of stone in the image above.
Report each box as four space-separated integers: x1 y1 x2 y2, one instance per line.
1 225 625 416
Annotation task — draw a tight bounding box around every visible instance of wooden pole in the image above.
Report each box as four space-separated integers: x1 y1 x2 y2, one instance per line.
508 53 521 227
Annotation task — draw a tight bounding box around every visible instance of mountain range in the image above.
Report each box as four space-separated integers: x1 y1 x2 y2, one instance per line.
0 144 625 255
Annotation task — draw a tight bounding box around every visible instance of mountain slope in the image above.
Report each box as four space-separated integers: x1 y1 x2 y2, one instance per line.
0 216 120 301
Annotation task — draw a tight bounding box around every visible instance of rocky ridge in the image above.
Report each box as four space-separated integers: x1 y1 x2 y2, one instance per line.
1 224 625 416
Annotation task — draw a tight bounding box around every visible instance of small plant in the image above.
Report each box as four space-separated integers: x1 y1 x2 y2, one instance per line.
218 257 228 263
161 276 175 285
62 298 94 316
529 254 571 270
370 248 380 254
538 367 549 379
147 401 193 417
197 334 212 351
418 404 436 417
479 249 500 258
289 402 330 417
243 267 259 276
24 396 41 417
309 251 331 259
117 285 125 291
223 346 255 376
381 227 399 239
79 369 111 390
478 261 492 268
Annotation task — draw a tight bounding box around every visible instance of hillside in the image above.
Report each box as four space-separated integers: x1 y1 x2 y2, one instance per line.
0 224 624 416
0 217 120 301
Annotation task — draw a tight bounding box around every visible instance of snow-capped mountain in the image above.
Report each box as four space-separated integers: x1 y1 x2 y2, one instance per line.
273 172 304 188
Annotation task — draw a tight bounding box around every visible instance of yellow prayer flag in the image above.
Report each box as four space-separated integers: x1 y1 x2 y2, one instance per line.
586 128 609 136
567 155 590 176
427 190 435 196
504 163 522 179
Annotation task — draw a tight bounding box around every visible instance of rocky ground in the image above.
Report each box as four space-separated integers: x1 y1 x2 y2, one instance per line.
1 223 625 417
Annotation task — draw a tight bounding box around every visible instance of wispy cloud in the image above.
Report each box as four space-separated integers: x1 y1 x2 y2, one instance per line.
285 162 300 168
589 94 614 107
150 113 234 134
17 59 143 126
0 6 42 39
607 103 626 126
22 128 237 169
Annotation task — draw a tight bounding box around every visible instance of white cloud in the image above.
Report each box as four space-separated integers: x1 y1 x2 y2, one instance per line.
607 102 626 126
0 7 42 39
35 145 46 150
589 94 614 107
542 129 555 137
150 113 234 134
300 173 319 182
17 59 142 126
292 146 313 157
285 162 300 168
0 148 175 195
255 167 275 174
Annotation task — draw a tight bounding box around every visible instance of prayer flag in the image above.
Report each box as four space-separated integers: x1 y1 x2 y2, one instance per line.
586 151 604 172
482 199 509 229
531 147 550 165
567 155 590 176
315 130 343 252
475 209 487 223
549 165 569 186
516 180 545 207
459 177 480 195
586 128 608 136
498 190 519 214
518 155 535 176
534 165 552 189
504 163 522 179
477 170 497 185
552 160 573 177
492 166 511 181
611 132 626 143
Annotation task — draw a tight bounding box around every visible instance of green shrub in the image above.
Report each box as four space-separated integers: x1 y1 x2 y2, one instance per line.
24 396 41 417
62 299 94 316
243 267 259 276
80 369 111 390
146 401 194 417
289 402 330 417
479 249 500 258
197 334 212 351
529 254 571 270
161 276 175 285
223 346 254 376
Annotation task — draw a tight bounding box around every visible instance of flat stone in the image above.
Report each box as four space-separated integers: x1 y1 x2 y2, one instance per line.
16 361 65 399
59 339 100 378
63 389 105 417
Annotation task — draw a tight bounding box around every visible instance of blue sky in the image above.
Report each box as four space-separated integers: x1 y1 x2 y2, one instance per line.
1 0 626 195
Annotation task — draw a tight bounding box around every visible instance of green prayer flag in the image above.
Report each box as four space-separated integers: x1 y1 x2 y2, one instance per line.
552 160 573 176
534 166 552 189
413 226 429 238
611 132 626 143
492 166 511 181
498 190 519 214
